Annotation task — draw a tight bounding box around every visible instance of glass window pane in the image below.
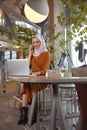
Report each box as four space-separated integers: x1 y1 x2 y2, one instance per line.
4 51 10 59
12 51 17 59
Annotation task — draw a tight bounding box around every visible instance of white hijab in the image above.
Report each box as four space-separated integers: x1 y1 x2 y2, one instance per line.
33 34 48 57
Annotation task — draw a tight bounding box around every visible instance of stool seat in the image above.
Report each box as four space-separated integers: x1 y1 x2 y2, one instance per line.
58 83 79 128
58 83 75 88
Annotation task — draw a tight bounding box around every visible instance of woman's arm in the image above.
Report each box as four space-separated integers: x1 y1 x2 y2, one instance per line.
28 45 34 64
40 52 50 75
31 52 50 76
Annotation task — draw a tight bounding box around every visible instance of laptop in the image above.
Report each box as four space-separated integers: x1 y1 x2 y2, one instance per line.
6 59 30 76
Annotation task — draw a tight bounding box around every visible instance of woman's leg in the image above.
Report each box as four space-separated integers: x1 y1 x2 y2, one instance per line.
18 94 28 125
18 83 32 125
22 94 28 107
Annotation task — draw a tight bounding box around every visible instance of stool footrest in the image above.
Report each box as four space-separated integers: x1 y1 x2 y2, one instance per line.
13 96 22 103
65 112 79 119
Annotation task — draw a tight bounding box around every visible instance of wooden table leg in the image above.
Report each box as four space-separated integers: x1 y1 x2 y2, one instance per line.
76 84 87 130
51 84 66 130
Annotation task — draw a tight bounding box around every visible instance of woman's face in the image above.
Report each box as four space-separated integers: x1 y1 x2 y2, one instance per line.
32 37 41 49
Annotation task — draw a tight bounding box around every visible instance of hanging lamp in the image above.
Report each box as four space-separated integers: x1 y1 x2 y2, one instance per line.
24 0 49 23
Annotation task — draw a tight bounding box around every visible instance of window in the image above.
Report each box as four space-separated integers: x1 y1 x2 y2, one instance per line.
4 51 10 59
4 51 17 60
12 51 17 59
71 43 87 67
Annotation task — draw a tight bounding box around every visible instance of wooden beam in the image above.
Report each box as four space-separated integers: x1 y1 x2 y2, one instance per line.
0 46 19 51
48 0 54 44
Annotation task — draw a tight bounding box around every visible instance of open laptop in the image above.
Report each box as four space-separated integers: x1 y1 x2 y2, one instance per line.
6 59 30 77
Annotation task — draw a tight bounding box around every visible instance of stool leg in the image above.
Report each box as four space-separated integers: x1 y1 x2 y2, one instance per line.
13 82 21 108
28 92 37 126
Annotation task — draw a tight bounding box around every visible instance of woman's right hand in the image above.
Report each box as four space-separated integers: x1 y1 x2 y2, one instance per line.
29 45 34 54
28 45 34 61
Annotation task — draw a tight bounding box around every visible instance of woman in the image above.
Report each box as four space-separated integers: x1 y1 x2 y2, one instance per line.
18 34 50 125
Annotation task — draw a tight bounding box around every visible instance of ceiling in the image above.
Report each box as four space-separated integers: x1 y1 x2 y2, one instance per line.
0 0 28 17
1 0 24 6
0 0 48 28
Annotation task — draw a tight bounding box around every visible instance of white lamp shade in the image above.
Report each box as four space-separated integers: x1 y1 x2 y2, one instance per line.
24 0 49 23
0 8 3 18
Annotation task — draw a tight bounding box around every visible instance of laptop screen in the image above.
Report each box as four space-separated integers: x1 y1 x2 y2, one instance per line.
6 59 30 76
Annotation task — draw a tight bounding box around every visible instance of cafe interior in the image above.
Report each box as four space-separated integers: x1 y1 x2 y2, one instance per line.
0 0 87 130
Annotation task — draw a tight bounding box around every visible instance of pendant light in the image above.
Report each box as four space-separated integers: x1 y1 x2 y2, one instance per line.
24 0 49 23
0 8 3 18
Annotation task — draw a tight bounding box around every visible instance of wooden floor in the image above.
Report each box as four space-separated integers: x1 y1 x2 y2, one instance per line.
0 81 78 130
0 81 51 130
0 81 24 130
0 95 51 130
0 108 25 130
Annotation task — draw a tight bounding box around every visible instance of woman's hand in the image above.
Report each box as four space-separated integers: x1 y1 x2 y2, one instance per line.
31 71 41 76
29 45 34 54
28 45 34 61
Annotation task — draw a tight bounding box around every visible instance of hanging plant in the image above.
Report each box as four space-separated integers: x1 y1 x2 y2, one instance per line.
13 25 37 56
0 24 37 56
54 0 87 51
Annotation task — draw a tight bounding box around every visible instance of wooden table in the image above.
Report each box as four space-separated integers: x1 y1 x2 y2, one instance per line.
8 75 87 130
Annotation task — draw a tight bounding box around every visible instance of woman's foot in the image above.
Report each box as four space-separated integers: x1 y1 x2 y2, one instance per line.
18 107 28 125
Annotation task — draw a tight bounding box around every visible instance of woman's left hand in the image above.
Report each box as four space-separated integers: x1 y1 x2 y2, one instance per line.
31 71 41 76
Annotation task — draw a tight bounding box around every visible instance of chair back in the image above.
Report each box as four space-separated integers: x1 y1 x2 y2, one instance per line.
72 65 87 77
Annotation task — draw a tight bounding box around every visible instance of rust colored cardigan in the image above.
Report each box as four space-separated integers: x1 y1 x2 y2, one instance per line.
22 51 50 103
31 51 50 75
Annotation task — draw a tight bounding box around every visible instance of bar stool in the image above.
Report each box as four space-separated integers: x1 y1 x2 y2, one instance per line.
13 82 22 108
0 66 19 108
58 83 79 128
26 85 52 130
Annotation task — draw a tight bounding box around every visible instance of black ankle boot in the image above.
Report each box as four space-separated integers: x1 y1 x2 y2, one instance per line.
18 107 28 125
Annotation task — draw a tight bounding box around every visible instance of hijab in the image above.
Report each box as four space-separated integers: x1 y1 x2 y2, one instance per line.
32 34 48 57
